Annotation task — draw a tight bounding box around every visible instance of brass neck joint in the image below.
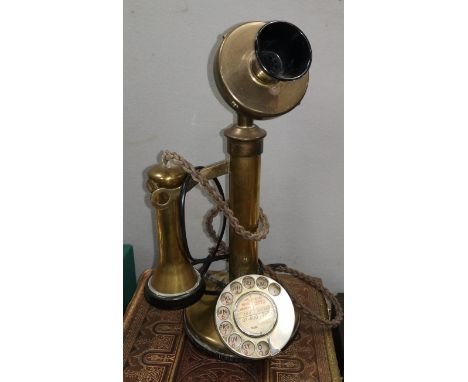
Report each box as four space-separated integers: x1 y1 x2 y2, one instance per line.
224 116 267 157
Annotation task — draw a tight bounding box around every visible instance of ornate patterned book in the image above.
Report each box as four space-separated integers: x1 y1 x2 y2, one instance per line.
124 269 341 382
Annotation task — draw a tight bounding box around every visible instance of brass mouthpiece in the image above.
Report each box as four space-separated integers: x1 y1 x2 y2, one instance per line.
215 21 312 119
255 21 312 81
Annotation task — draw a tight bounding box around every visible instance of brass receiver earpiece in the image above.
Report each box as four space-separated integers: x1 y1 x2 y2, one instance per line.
144 164 205 309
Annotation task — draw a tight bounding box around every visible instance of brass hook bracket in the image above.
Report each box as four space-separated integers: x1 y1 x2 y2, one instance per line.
185 160 229 192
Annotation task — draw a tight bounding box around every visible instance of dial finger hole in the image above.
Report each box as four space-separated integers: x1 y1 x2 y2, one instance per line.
220 292 233 305
268 283 281 296
241 341 255 356
242 276 255 289
230 281 242 295
256 341 270 357
218 321 233 337
227 333 242 349
216 306 230 321
256 276 268 289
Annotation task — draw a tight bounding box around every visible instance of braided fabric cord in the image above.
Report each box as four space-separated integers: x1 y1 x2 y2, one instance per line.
162 150 269 241
264 264 343 328
161 150 343 328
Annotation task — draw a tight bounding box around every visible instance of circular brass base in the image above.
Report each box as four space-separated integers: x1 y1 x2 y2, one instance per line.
183 272 302 362
184 292 243 362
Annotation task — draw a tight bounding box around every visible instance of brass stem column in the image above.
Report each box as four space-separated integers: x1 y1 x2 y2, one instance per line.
225 115 267 280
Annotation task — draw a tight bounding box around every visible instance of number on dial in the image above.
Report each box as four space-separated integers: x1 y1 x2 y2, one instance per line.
242 276 255 289
220 292 233 305
257 341 270 356
241 341 255 356
227 333 242 349
216 306 230 320
218 321 233 337
230 282 242 295
256 276 268 289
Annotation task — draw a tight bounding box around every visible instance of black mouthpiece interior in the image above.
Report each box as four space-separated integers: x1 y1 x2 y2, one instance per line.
255 21 312 81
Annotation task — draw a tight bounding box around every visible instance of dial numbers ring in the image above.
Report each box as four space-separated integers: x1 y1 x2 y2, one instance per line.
214 274 295 360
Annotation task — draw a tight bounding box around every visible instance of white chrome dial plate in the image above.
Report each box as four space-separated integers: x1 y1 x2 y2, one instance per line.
214 274 295 359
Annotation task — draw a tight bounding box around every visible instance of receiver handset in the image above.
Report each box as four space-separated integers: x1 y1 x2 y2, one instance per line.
214 274 295 359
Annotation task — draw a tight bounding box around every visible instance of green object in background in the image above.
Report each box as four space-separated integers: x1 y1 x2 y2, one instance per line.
123 244 137 314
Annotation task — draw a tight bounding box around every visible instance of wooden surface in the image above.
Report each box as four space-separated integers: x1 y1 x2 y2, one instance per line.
124 269 342 382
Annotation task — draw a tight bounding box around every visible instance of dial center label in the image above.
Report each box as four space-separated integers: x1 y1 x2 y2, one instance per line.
233 291 277 336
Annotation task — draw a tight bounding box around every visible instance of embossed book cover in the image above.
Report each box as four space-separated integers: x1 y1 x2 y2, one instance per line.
124 271 341 382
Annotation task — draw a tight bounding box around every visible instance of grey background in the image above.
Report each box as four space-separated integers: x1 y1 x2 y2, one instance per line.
124 0 343 292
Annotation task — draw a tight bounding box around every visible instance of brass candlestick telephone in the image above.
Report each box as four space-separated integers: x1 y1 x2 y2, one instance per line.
143 21 342 361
